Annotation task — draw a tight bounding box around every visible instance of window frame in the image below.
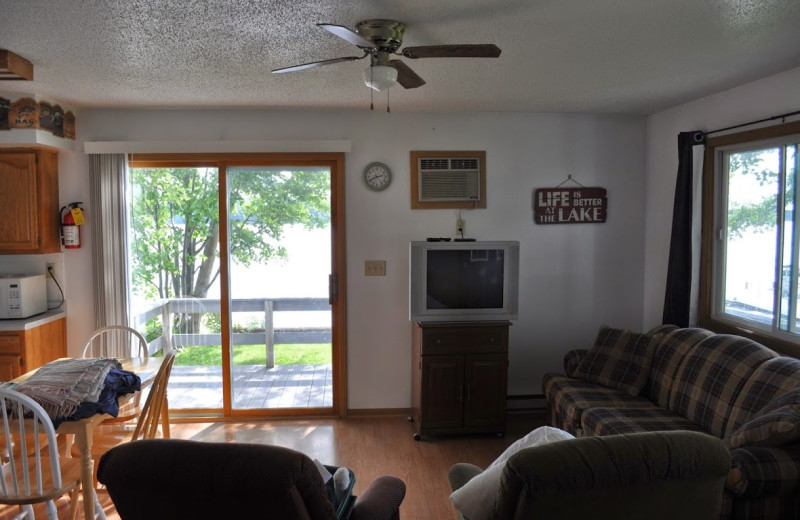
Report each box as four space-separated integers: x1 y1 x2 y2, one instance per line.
700 120 800 358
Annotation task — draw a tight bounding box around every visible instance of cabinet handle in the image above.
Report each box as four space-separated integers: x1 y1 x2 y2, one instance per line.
489 337 495 343
435 339 442 344
457 385 463 402
466 385 471 401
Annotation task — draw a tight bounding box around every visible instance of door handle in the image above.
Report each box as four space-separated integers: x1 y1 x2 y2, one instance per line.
328 274 338 304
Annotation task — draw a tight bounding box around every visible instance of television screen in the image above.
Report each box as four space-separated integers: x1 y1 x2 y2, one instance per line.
409 240 519 322
426 249 505 310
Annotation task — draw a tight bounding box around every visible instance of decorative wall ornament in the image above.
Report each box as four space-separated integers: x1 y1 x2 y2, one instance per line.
63 111 75 139
0 96 76 139
39 101 53 132
9 98 39 128
534 176 607 224
52 104 64 137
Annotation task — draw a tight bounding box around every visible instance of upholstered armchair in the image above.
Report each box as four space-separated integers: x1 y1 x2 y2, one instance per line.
97 438 405 520
449 430 730 520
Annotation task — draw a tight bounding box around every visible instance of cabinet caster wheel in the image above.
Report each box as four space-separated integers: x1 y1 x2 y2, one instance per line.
413 433 421 441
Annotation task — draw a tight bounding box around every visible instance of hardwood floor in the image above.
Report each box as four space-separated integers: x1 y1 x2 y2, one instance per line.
0 412 546 519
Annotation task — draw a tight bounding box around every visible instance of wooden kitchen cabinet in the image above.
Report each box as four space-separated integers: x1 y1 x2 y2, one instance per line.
411 321 509 440
0 149 60 253
0 317 66 381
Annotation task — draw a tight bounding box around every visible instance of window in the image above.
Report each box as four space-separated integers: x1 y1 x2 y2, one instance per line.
701 121 800 356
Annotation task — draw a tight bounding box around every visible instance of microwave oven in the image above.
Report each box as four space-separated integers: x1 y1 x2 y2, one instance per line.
0 274 47 319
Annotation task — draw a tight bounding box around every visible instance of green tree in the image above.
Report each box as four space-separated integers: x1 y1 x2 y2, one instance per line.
725 150 788 239
129 166 330 332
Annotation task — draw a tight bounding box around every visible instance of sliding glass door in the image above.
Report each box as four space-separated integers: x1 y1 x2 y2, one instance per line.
127 154 346 417
226 164 333 411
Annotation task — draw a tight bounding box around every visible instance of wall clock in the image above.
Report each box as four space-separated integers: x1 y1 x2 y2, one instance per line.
363 162 392 192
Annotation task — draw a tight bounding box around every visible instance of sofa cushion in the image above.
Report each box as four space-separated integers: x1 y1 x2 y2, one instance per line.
669 335 777 438
724 389 800 449
543 374 653 436
646 323 679 336
573 326 662 396
581 406 705 436
725 357 800 435
646 327 713 408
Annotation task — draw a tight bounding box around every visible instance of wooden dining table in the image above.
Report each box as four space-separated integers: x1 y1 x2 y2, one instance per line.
11 356 165 520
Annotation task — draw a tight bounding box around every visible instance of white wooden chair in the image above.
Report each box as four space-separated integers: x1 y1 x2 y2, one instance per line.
73 349 176 488
81 325 148 360
81 325 149 426
0 387 106 520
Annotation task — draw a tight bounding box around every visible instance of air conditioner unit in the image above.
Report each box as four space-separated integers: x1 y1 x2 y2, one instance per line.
418 156 482 202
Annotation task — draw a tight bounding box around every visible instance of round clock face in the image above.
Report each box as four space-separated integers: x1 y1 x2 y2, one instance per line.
363 162 392 192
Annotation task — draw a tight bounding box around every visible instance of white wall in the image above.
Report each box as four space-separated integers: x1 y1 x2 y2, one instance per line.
60 109 647 409
643 66 800 329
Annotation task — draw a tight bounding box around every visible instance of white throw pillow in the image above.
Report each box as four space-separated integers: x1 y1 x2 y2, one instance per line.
449 426 574 520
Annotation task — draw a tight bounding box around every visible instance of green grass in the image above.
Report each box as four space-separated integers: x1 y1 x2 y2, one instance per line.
173 343 332 366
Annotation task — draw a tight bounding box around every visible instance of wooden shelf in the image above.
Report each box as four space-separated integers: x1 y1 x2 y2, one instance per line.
0 129 76 151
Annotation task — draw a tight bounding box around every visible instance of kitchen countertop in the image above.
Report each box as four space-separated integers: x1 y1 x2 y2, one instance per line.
0 310 66 331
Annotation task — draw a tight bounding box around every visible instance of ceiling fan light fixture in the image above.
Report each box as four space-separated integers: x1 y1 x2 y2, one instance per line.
363 65 397 92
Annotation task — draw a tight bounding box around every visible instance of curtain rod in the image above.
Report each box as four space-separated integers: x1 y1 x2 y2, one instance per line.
704 109 800 137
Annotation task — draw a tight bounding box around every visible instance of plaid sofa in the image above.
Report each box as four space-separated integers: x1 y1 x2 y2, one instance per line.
542 325 800 520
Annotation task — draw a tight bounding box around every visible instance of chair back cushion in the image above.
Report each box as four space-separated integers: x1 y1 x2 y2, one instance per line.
98 439 336 520
645 328 713 408
572 326 661 396
668 335 776 437
724 357 800 437
491 431 730 520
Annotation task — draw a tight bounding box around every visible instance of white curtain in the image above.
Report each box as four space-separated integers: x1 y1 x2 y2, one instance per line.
89 154 130 329
688 144 705 326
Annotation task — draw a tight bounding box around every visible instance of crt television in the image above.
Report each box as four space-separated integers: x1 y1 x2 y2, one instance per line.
409 240 519 322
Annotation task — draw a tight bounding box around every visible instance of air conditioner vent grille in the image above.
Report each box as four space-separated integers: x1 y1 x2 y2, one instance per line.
418 156 482 202
419 158 450 170
450 158 479 170
411 151 486 209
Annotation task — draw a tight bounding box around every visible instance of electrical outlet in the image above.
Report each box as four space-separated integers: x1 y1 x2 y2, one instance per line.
456 218 465 236
364 260 386 277
46 262 55 274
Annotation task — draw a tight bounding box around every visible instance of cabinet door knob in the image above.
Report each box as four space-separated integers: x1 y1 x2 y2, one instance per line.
435 339 442 344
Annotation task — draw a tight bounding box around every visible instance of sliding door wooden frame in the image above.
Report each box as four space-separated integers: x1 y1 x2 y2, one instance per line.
129 152 348 418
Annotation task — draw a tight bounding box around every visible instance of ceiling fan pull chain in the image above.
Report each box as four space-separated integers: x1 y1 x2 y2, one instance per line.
370 68 375 111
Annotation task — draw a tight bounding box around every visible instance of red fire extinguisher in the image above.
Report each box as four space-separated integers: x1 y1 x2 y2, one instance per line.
60 202 85 249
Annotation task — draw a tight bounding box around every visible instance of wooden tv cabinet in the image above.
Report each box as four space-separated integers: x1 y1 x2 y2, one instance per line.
410 321 509 440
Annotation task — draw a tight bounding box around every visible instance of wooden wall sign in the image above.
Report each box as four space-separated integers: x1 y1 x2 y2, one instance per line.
534 187 607 224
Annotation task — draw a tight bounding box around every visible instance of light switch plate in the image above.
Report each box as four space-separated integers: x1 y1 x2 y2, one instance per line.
364 260 387 276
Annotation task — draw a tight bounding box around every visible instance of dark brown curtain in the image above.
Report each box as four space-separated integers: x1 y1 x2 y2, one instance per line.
662 131 704 327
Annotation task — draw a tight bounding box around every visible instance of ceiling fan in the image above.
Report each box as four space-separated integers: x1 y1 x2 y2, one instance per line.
272 19 501 92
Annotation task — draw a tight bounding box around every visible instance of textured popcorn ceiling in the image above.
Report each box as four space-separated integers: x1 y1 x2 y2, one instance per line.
1 0 799 115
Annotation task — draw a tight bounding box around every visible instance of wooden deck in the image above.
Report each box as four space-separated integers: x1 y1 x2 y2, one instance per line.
168 363 333 410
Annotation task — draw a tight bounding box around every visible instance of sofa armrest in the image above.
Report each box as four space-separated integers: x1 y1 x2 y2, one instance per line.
564 349 588 377
728 445 800 498
351 475 406 520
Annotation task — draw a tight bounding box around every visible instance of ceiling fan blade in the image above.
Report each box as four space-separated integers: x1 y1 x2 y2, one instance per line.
401 44 501 59
318 23 375 48
272 55 364 74
389 60 426 89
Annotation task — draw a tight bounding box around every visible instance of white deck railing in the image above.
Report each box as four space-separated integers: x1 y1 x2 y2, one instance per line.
132 297 331 368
